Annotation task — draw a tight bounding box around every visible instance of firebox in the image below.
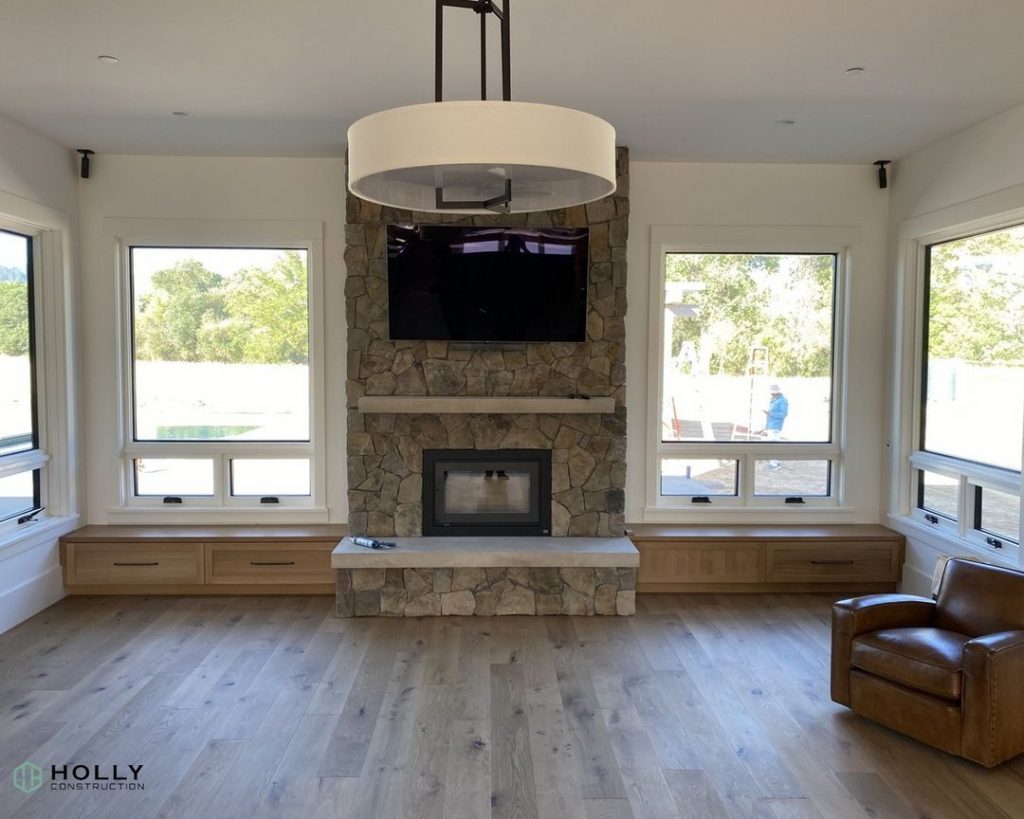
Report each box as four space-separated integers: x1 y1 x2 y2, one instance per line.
422 449 552 536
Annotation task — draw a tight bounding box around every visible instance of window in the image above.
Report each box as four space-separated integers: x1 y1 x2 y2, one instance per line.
122 243 321 511
0 228 43 528
648 228 848 513
910 223 1023 554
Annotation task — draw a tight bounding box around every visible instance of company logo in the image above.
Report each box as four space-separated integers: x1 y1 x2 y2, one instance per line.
12 762 43 794
10 761 145 794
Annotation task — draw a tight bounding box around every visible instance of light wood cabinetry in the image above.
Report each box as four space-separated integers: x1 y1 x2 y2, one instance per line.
629 524 903 593
765 542 899 584
60 525 346 595
206 542 334 585
66 542 204 585
638 541 763 586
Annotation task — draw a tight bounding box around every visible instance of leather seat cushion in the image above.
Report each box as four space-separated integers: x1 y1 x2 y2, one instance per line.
851 627 969 701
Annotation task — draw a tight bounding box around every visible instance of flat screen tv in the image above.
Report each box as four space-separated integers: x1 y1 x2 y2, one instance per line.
386 224 589 343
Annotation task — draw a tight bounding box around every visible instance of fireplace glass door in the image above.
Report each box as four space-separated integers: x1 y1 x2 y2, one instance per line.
423 449 551 536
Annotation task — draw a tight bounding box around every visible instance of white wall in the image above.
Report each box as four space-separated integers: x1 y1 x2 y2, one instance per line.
0 114 77 208
885 102 1024 594
77 155 348 523
77 155 894 532
0 113 79 632
889 103 1024 223
625 162 890 523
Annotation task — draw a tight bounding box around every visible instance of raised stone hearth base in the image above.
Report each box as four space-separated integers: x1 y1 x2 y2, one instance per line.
331 536 639 616
335 566 636 617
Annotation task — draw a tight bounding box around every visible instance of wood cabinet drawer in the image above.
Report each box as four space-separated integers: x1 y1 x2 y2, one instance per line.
206 541 334 585
766 542 900 583
636 540 765 585
66 542 203 585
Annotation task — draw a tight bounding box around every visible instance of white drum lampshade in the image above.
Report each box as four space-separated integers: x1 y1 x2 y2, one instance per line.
347 100 617 215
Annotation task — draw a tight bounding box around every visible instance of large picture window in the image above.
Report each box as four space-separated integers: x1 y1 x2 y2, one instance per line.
0 228 42 525
911 223 1023 554
124 244 319 509
650 239 843 510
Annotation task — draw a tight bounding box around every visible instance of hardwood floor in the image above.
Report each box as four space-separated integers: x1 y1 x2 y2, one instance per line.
0 593 1022 819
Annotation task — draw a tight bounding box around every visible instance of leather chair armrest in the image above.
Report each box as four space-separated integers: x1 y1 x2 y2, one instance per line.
833 594 936 637
962 630 1024 767
831 594 935 706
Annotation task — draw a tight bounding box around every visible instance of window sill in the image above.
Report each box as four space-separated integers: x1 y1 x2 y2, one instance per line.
0 515 80 560
106 507 330 525
642 505 859 524
885 513 1021 569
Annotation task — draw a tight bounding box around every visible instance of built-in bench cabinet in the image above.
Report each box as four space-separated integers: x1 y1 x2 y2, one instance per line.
61 523 901 596
60 525 348 594
627 524 904 593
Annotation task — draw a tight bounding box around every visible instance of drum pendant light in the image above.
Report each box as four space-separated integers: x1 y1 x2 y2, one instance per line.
347 0 617 215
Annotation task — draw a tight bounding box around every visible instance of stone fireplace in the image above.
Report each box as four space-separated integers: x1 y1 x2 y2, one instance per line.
344 147 630 539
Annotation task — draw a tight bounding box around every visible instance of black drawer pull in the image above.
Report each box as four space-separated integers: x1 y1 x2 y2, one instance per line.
249 561 296 566
810 559 855 565
113 561 159 567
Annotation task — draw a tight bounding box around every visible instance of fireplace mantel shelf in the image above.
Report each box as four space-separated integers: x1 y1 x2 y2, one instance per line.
357 396 616 415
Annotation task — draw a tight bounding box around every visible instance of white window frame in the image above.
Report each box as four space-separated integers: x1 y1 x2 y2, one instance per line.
108 219 327 522
645 226 854 518
891 205 1024 565
0 194 78 549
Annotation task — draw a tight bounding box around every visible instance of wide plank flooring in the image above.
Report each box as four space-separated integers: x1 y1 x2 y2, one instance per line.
0 593 1021 819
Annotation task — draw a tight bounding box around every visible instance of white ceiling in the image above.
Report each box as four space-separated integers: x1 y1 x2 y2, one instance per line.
2 0 1023 163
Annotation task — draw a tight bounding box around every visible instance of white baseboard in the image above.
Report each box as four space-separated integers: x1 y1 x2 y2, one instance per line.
0 565 65 635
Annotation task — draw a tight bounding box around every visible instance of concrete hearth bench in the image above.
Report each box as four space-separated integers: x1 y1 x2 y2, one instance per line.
331 536 639 617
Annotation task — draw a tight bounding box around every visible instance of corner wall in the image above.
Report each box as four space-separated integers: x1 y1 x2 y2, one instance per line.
884 101 1024 594
0 113 79 633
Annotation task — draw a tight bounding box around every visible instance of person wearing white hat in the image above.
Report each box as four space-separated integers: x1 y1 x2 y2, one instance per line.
763 384 789 469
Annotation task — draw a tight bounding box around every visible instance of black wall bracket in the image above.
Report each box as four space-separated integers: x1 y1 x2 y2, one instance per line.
874 160 891 189
77 149 94 179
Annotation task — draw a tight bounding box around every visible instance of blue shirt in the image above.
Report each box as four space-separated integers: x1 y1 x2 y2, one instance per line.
766 395 789 431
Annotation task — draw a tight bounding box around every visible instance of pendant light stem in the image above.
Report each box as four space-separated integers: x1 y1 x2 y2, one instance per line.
435 0 511 103
433 0 513 210
480 8 487 99
500 0 511 100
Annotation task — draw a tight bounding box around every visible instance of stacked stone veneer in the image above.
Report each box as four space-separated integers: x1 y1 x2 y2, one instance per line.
336 566 636 617
345 148 630 538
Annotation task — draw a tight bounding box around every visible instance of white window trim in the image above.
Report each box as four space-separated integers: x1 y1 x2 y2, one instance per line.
0 192 79 548
106 218 328 523
888 187 1024 568
644 225 856 520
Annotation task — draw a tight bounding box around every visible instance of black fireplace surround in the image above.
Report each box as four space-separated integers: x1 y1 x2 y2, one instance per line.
422 449 552 536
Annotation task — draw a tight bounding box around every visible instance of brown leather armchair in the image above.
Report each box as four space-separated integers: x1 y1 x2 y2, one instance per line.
832 558 1024 767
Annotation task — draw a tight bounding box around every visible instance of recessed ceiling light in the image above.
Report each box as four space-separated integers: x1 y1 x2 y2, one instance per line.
97 55 119 64
775 119 796 126
845 66 865 74
170 111 190 117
